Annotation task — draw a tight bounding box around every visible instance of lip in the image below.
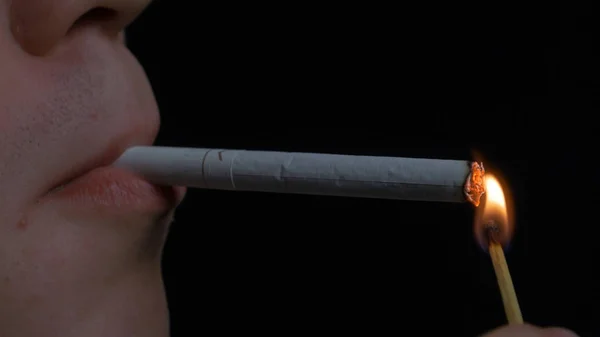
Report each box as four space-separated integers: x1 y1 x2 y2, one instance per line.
42 165 186 213
41 146 186 213
43 140 128 194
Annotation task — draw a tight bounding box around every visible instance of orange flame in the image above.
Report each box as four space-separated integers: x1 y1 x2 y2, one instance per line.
474 172 514 249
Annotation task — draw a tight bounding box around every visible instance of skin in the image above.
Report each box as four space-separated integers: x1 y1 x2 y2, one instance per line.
0 1 583 337
0 0 181 336
482 324 579 337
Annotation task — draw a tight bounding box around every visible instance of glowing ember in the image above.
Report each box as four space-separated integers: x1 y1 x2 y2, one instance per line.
464 162 486 207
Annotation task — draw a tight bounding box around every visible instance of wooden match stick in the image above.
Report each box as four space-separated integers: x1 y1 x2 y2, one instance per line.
486 223 523 324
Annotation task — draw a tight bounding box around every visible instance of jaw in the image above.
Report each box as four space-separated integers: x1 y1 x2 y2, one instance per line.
0 264 170 337
0 199 175 337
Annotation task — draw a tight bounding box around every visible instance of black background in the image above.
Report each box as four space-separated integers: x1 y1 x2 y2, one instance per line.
127 1 598 336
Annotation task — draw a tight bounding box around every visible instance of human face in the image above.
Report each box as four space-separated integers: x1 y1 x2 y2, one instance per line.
0 1 185 336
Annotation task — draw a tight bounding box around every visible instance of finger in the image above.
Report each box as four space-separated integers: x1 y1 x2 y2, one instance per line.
481 324 579 337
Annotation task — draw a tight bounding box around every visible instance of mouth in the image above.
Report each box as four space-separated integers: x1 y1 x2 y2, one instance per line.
41 145 186 211
44 142 128 195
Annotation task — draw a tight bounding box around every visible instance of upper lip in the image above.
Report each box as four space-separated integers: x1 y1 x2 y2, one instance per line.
46 141 147 193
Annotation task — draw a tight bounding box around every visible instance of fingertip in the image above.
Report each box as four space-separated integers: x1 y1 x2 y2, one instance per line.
542 327 579 337
481 323 541 336
480 324 579 337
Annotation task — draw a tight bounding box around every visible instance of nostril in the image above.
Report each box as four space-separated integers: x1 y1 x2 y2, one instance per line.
79 7 118 22
71 7 118 30
11 3 125 56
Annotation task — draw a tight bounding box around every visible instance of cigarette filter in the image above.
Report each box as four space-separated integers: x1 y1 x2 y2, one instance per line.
113 146 485 205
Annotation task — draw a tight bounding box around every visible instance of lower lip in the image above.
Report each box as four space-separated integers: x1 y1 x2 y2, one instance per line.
43 166 186 212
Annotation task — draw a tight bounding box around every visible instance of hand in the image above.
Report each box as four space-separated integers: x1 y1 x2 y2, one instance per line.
482 324 579 337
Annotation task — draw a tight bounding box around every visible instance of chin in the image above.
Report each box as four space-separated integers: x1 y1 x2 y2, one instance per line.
19 193 181 270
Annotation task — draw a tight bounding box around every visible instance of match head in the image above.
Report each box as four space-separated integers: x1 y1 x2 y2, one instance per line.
484 221 501 245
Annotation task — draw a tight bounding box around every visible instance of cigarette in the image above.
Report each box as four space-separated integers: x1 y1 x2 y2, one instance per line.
113 146 485 205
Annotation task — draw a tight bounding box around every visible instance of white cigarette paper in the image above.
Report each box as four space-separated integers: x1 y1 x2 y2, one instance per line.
113 146 483 203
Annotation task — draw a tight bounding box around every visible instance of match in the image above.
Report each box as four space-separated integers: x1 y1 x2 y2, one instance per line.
486 222 523 324
113 146 486 205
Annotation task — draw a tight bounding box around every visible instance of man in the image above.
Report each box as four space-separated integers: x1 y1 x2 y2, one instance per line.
0 1 580 336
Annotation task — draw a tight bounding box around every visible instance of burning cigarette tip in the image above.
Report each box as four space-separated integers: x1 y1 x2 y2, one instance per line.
464 162 486 207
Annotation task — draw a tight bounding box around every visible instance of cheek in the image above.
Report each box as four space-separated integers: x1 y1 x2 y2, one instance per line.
0 59 25 133
0 110 9 131
0 59 101 220
0 53 65 138
0 61 38 211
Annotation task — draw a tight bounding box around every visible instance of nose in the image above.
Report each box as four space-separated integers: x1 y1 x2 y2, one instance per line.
10 0 151 55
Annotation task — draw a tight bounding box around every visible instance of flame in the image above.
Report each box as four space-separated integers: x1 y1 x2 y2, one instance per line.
483 175 508 223
474 172 514 249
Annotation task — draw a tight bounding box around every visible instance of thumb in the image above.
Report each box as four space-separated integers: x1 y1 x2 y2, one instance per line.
481 324 579 337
